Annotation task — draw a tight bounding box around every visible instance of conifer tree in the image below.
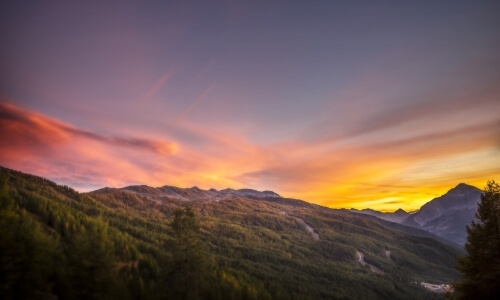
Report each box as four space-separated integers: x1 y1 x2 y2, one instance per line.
453 180 500 299
168 206 205 299
0 174 57 299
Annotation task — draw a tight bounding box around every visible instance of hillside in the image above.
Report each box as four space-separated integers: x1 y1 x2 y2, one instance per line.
0 166 461 299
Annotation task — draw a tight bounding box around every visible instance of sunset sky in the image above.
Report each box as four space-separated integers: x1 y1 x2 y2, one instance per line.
1 1 499 211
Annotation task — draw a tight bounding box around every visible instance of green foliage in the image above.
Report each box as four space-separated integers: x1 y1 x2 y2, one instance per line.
166 207 205 299
453 180 500 299
0 166 462 299
0 188 57 298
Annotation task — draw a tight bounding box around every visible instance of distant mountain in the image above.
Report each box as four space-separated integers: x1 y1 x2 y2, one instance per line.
402 183 482 245
99 185 281 202
352 208 410 223
1 166 460 299
352 183 482 246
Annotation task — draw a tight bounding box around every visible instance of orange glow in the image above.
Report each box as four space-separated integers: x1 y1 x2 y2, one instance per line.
1 101 498 212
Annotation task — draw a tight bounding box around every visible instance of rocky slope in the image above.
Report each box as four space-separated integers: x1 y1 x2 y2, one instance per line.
401 183 482 245
352 183 482 246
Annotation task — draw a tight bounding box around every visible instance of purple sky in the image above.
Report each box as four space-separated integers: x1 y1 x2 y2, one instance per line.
1 1 499 211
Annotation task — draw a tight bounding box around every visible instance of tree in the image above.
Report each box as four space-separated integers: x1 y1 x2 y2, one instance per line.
453 180 500 299
0 174 58 299
168 207 205 299
68 218 117 299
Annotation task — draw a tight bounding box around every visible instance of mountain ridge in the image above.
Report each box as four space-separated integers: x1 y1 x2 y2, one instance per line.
351 207 411 223
96 184 282 202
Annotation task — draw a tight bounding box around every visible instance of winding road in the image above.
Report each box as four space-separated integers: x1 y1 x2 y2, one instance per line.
421 282 452 293
281 211 320 241
295 217 320 241
356 251 384 275
281 210 395 278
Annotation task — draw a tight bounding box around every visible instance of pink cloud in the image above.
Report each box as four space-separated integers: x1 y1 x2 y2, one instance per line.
1 100 498 212
0 102 178 189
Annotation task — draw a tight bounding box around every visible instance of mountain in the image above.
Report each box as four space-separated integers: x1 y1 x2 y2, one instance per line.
0 166 461 299
97 185 281 203
352 208 410 223
351 184 482 246
401 183 482 245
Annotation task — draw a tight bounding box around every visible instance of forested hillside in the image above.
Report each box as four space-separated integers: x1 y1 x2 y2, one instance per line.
0 167 461 299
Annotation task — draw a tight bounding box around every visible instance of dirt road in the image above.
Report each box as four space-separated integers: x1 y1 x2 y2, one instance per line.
356 250 384 275
281 211 320 241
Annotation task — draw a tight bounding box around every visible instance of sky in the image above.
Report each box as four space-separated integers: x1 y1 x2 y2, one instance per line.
1 1 499 212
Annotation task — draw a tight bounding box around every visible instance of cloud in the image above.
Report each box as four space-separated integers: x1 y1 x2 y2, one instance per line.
306 48 500 146
0 102 178 156
175 83 216 123
345 93 499 139
232 114 500 210
0 101 271 192
1 97 498 212
0 102 182 190
141 67 176 103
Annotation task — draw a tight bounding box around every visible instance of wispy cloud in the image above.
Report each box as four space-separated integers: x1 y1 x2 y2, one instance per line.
0 102 178 156
141 67 176 103
0 102 182 189
1 96 498 212
175 83 216 123
0 101 269 191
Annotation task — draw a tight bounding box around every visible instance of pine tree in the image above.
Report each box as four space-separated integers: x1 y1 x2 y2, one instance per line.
168 206 205 299
453 180 500 299
69 218 116 299
0 174 57 299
